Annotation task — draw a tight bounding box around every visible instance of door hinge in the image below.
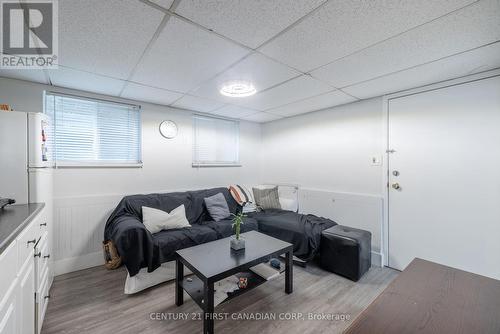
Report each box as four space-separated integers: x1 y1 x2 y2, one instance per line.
386 149 396 154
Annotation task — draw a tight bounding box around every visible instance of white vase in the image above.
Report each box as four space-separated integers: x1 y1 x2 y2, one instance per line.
230 237 245 250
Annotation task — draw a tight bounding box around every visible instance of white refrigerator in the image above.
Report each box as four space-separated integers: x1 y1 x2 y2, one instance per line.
0 111 54 205
0 111 54 334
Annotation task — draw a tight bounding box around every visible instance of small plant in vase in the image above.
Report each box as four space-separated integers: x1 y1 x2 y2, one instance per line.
230 212 246 250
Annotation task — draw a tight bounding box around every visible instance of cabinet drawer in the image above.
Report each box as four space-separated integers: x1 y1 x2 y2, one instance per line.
37 271 50 333
36 233 49 287
17 219 39 273
35 209 49 234
0 241 17 307
0 284 17 334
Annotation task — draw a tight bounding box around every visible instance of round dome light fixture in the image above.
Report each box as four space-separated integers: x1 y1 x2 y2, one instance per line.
219 81 256 98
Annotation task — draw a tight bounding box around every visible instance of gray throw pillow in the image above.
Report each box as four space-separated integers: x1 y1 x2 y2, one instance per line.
204 192 231 222
253 187 282 210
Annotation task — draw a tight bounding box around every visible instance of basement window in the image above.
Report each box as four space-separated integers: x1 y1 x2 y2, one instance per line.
44 92 142 167
192 115 240 167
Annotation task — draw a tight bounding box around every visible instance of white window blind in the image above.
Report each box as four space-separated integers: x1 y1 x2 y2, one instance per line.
193 115 240 167
44 93 141 166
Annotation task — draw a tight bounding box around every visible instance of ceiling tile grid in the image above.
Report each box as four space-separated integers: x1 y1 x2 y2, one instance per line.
241 112 283 123
0 68 49 85
131 16 250 93
343 42 500 99
58 0 164 79
1 0 498 123
120 82 183 106
48 67 127 96
259 0 477 72
239 75 333 111
174 0 327 49
190 53 301 104
171 94 225 113
311 0 500 88
149 0 175 10
209 105 258 119
267 90 358 117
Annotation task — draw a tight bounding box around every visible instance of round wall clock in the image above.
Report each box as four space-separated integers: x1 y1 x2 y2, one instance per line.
159 120 178 139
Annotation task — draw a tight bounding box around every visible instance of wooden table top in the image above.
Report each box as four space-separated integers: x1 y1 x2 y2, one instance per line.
345 258 500 334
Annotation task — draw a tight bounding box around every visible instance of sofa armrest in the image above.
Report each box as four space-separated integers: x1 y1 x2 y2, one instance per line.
106 214 154 277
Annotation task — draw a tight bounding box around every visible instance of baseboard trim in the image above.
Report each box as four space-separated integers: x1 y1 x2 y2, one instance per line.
371 251 382 267
54 250 384 276
54 251 103 276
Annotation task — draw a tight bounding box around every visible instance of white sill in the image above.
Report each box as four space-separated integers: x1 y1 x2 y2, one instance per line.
55 163 143 169
192 163 242 168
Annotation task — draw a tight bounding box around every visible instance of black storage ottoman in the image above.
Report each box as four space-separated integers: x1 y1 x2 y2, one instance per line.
320 225 371 281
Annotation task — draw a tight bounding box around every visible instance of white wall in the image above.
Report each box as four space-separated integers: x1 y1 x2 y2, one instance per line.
261 98 385 262
1 76 387 271
0 77 262 274
261 98 384 194
0 77 262 197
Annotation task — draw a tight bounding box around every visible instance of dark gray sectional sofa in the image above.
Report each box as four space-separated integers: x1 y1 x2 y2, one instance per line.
104 187 337 277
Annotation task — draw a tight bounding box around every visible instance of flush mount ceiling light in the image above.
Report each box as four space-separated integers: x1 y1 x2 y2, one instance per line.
220 81 256 98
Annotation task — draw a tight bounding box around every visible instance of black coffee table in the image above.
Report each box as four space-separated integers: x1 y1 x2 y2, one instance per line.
175 230 294 334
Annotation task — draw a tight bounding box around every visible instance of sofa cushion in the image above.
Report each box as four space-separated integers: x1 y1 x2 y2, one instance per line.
203 217 259 239
190 187 239 223
249 209 336 261
204 192 231 222
112 192 194 223
153 224 218 263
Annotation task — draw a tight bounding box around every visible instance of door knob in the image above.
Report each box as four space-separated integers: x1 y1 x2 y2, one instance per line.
392 183 401 190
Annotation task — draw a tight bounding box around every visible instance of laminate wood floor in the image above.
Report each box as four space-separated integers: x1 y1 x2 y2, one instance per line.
41 262 398 334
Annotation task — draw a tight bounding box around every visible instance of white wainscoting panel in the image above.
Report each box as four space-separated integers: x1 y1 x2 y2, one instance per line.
299 188 384 266
53 188 384 275
53 194 123 275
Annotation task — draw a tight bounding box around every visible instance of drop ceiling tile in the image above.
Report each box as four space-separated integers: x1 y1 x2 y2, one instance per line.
260 0 476 72
241 112 283 123
239 75 332 111
132 16 249 93
175 0 326 49
172 95 225 112
191 53 300 103
120 83 183 106
59 0 164 79
150 0 174 9
267 90 357 117
343 42 500 99
0 68 49 84
133 17 249 92
48 67 126 96
209 105 257 119
311 0 500 88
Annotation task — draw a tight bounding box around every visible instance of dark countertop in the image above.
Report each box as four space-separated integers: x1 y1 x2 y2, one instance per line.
0 203 45 254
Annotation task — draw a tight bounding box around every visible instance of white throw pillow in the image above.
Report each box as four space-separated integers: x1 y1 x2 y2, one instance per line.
279 198 298 212
142 205 190 234
253 184 299 212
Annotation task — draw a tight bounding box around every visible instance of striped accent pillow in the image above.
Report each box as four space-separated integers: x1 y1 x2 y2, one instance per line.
252 186 281 210
229 185 255 205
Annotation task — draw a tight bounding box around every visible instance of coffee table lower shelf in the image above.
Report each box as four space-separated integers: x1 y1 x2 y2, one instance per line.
181 271 267 309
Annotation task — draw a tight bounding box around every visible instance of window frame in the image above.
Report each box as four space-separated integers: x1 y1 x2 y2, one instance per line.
192 114 241 168
44 91 143 168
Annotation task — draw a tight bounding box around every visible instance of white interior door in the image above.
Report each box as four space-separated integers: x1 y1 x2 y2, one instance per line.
388 75 500 279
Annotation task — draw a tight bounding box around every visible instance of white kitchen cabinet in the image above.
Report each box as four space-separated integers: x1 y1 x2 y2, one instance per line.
18 258 35 334
0 205 51 334
0 285 18 334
